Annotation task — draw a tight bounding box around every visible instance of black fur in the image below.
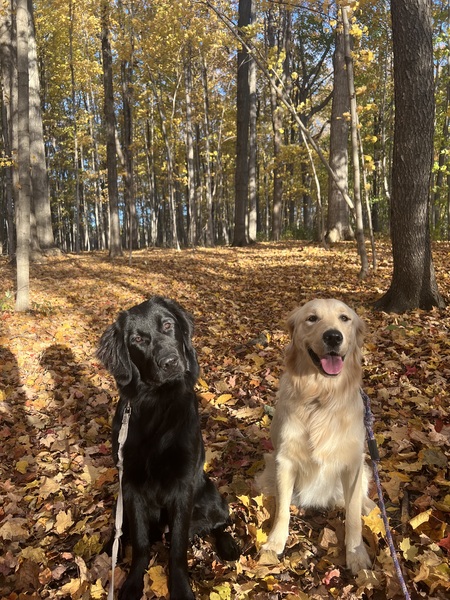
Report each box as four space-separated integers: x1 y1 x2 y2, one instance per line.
97 296 239 600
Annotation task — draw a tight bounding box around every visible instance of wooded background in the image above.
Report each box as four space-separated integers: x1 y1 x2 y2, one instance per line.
0 0 448 258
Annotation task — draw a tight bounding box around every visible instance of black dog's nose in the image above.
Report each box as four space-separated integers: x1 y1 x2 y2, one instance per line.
161 355 179 370
323 329 343 348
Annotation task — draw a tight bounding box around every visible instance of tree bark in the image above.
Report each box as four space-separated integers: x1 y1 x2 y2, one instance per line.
233 0 251 247
341 6 368 279
200 51 214 247
326 22 352 243
28 0 55 253
69 0 80 252
184 47 196 247
148 70 180 250
374 0 445 312
15 0 30 311
267 6 290 242
101 0 122 258
0 1 16 256
247 14 257 243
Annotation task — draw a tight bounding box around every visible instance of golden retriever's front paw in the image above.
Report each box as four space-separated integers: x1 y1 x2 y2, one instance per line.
346 544 371 574
258 548 279 565
262 535 287 556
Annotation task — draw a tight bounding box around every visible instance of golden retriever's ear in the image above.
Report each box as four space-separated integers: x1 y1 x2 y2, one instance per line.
286 306 301 338
355 313 366 348
285 307 302 372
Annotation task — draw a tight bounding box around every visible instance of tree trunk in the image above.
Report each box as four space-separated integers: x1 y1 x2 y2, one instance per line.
326 22 352 243
200 51 214 247
431 63 449 236
233 0 251 247
28 0 55 253
0 2 16 256
144 102 158 246
374 0 445 312
247 18 257 243
149 71 180 250
267 6 290 242
184 48 196 247
15 0 30 311
341 6 368 279
69 0 80 253
101 0 122 258
118 0 137 257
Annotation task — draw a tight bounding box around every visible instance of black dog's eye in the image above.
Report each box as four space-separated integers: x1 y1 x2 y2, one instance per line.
340 314 350 322
306 315 318 323
162 321 173 332
133 335 144 344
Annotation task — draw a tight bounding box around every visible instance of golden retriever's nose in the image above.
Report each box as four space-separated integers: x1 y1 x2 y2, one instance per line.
323 329 343 348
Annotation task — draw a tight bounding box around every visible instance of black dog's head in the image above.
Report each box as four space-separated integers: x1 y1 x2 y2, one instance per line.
97 296 199 388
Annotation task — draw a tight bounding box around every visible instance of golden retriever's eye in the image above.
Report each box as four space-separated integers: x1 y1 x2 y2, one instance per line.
306 315 318 323
340 314 350 322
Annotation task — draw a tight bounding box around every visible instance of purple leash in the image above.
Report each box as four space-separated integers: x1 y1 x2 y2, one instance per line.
361 389 412 600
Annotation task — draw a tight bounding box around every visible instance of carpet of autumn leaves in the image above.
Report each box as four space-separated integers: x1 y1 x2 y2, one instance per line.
1 241 450 600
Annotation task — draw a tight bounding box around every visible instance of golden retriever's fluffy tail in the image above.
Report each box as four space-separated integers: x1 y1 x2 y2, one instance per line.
255 453 277 497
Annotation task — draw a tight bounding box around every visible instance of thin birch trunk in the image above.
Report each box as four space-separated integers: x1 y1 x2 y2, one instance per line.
15 0 30 311
341 6 368 279
69 0 80 253
148 70 180 250
184 48 196 247
0 3 16 256
248 25 257 243
101 0 122 258
200 51 214 247
28 0 54 252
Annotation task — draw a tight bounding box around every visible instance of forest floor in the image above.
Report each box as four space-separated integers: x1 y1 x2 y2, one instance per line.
0 241 449 600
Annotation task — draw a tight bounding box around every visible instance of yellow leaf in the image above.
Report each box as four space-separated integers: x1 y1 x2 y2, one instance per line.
73 533 103 559
256 527 267 545
212 416 228 423
20 546 46 563
216 393 232 405
237 494 250 507
15 459 28 474
55 509 74 534
59 578 83 595
362 506 386 536
90 579 107 599
264 575 277 591
148 565 168 597
252 494 265 508
399 537 418 562
246 353 265 368
410 509 432 530
210 583 232 600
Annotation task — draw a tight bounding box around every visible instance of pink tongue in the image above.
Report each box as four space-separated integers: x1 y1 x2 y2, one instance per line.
320 354 343 375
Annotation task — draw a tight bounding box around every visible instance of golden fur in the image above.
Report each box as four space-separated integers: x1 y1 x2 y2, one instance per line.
257 298 374 574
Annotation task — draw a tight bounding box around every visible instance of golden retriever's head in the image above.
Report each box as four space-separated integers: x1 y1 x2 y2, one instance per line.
285 299 365 377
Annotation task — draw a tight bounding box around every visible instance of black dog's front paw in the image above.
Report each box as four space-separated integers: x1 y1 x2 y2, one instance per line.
169 578 195 600
215 530 240 561
118 575 145 600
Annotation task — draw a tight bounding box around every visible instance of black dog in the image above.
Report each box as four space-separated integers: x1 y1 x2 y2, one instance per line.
97 296 239 600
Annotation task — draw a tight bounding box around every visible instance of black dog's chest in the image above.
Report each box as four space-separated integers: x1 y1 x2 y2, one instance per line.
116 400 203 491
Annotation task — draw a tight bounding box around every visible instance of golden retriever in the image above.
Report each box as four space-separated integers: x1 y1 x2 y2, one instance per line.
257 298 374 574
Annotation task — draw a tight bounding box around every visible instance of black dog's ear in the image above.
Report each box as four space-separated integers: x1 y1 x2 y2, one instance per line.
97 312 133 386
162 298 199 378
